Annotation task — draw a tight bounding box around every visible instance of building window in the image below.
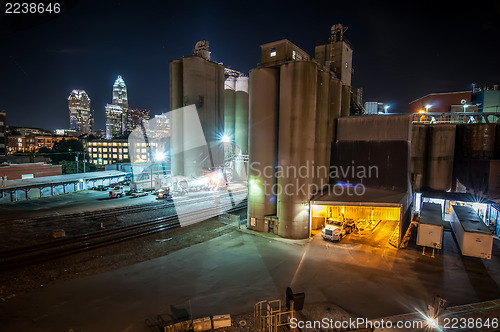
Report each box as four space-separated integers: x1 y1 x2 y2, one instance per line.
112 148 117 152
93 154 97 158
270 48 277 57
93 148 97 152
124 148 128 153
113 154 118 159
292 50 296 59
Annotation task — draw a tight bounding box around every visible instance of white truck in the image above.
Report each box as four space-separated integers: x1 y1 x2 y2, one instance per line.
108 185 124 198
321 219 354 241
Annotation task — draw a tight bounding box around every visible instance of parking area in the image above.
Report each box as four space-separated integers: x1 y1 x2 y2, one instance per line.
1 218 499 331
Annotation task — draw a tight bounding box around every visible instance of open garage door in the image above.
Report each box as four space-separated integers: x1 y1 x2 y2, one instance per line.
311 204 401 247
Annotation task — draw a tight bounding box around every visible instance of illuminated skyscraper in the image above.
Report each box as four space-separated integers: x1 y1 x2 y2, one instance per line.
105 104 123 139
112 75 128 109
68 90 93 134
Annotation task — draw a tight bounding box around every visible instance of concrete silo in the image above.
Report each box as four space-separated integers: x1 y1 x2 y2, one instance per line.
248 67 279 231
169 59 184 176
426 124 456 191
169 42 226 177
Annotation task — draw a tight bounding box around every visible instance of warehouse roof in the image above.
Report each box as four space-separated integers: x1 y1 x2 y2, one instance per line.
0 170 129 191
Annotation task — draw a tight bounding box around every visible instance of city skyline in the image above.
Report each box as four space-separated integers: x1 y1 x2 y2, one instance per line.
1 0 499 131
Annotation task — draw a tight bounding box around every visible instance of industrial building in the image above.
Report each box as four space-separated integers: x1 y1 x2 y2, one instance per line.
248 24 358 239
68 89 93 134
169 40 249 178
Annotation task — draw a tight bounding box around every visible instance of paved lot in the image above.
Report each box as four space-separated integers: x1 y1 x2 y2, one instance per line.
1 224 499 331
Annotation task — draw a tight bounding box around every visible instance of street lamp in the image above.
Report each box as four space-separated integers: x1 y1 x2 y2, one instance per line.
384 105 390 113
220 134 230 143
425 104 432 113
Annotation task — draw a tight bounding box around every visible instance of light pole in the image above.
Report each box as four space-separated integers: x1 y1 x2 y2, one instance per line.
425 104 431 113
384 105 390 114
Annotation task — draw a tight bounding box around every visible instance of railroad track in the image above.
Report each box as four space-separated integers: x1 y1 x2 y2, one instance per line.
5 187 248 224
0 199 247 272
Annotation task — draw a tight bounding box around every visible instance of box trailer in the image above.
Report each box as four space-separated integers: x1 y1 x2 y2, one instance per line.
417 202 443 249
451 205 493 259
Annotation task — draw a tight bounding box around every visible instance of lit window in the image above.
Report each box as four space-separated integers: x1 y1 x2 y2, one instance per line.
142 154 147 160
292 50 296 59
104 160 108 164
103 154 108 158
119 155 123 160
112 148 117 152
124 148 128 153
93 148 97 152
103 148 108 152
270 48 276 57
88 148 92 152
113 154 118 159
93 154 97 158
141 148 147 153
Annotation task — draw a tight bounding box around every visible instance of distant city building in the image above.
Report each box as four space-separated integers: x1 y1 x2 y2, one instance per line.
151 113 170 138
105 76 149 139
54 129 79 137
7 134 76 153
0 110 6 155
105 104 124 139
68 90 93 134
123 108 150 135
112 75 128 109
85 139 130 166
7 126 52 136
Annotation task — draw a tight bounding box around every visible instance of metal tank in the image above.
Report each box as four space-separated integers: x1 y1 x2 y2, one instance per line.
426 124 456 191
169 59 184 176
459 124 496 160
248 67 279 232
328 78 342 142
234 76 249 155
314 69 331 188
411 124 428 191
277 61 318 239
224 76 236 148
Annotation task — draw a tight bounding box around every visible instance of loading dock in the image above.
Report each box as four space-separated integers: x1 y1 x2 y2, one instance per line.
310 187 412 247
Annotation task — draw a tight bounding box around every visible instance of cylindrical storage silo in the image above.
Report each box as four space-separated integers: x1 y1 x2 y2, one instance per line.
426 124 456 191
248 68 279 232
224 76 236 147
340 84 351 117
411 124 428 191
328 78 342 143
277 61 318 239
169 60 184 176
314 70 331 189
235 76 249 155
463 124 496 160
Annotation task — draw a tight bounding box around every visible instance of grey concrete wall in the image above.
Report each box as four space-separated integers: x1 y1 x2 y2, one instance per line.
426 124 456 191
337 115 412 142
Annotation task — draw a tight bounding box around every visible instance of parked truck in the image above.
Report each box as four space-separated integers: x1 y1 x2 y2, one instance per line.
109 185 124 198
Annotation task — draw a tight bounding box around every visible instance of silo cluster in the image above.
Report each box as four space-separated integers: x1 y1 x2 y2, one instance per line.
224 75 249 180
411 123 499 194
248 60 347 239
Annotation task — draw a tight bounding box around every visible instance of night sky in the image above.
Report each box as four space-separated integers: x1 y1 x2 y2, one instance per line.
1 0 499 131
